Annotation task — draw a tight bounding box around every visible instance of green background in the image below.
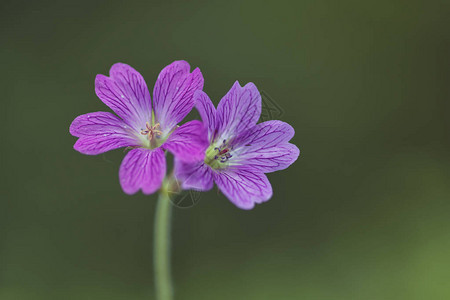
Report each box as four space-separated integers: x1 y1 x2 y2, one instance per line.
2 0 450 299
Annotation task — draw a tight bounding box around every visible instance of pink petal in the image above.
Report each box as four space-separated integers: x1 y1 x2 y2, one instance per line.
153 61 204 135
95 63 152 132
119 147 166 195
213 168 273 210
174 160 214 191
232 120 300 172
194 90 217 142
215 81 261 141
70 112 138 155
162 120 209 163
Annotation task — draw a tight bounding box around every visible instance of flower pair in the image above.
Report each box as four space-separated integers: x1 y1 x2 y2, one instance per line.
70 61 299 209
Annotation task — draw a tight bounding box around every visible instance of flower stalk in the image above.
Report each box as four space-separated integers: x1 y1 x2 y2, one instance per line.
154 182 173 300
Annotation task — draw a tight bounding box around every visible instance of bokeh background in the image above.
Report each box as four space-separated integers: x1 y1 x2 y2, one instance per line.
2 0 450 299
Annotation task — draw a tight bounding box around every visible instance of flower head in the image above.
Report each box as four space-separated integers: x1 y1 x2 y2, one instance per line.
175 81 300 209
70 61 208 194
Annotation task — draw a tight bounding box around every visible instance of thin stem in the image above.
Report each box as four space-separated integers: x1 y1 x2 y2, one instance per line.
154 188 173 300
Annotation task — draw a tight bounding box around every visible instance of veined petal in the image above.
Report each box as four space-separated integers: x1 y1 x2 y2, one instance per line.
119 148 166 195
231 120 299 172
234 120 295 147
174 160 214 191
214 168 273 210
153 61 204 135
233 143 299 173
162 120 209 163
70 112 138 155
95 63 152 132
194 90 216 142
215 81 261 141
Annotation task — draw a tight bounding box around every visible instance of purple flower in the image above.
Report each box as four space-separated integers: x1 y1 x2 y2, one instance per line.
70 61 208 194
174 81 300 209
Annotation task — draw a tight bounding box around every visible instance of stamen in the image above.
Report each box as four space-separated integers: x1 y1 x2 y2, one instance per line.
140 122 162 141
213 139 233 163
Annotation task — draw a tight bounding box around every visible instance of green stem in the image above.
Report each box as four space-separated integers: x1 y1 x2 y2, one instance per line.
154 187 173 300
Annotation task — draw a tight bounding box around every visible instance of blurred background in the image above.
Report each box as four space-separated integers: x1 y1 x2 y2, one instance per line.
1 0 450 299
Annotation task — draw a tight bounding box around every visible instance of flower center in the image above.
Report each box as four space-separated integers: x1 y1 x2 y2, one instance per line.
140 122 163 149
204 139 233 169
140 122 162 141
